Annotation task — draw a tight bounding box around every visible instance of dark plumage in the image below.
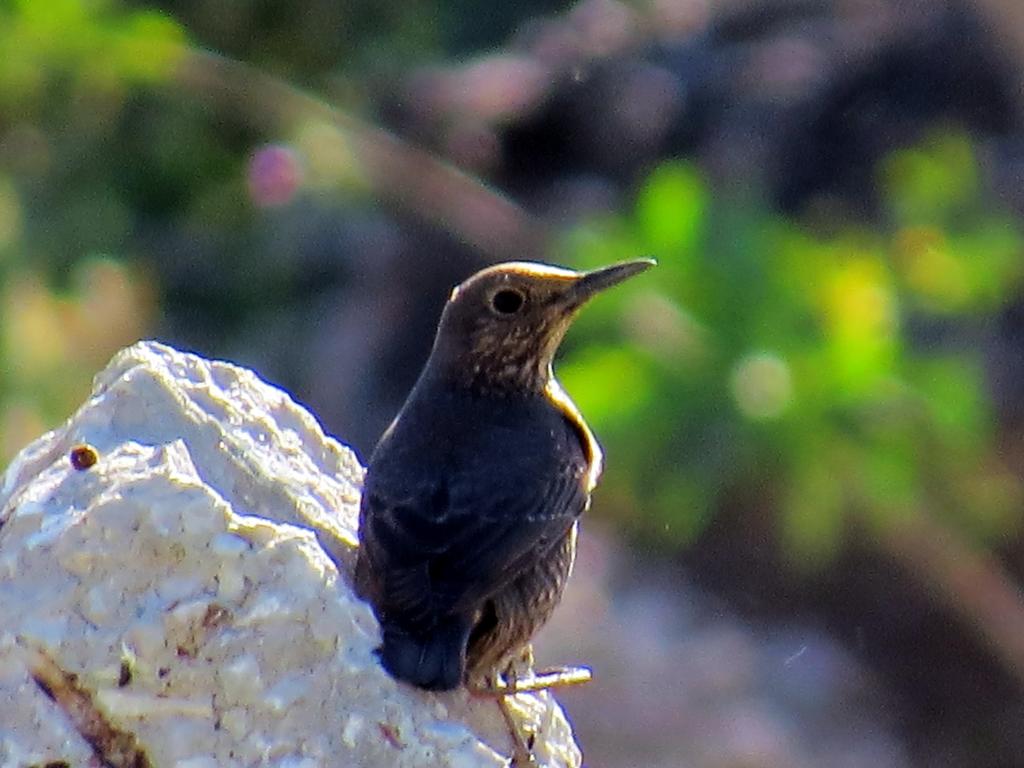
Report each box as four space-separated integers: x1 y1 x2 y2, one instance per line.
355 259 653 691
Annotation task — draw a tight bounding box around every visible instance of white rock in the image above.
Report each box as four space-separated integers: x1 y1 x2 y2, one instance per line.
0 341 582 768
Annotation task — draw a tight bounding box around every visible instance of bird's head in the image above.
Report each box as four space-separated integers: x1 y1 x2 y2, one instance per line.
427 259 655 394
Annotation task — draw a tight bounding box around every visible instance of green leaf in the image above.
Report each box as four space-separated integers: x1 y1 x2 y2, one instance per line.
559 345 654 429
635 160 706 256
881 130 978 224
782 453 844 569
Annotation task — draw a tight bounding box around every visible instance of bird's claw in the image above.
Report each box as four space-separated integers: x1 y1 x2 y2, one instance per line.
509 745 539 768
496 690 540 768
472 664 592 767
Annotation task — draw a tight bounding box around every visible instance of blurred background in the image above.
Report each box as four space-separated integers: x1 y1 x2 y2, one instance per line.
4 0 1024 765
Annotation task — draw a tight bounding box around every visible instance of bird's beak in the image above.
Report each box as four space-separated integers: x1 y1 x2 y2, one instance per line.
568 258 656 306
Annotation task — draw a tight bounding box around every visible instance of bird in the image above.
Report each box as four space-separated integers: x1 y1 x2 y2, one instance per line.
354 258 653 749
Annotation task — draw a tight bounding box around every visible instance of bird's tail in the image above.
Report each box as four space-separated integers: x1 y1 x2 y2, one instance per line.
378 618 470 691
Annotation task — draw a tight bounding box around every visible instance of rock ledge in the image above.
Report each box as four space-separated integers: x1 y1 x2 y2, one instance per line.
0 341 581 767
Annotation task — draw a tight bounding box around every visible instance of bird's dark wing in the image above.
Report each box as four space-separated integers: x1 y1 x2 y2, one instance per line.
359 432 588 633
440 455 586 613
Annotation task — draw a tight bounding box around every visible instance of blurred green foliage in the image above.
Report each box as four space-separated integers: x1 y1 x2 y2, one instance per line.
560 131 1024 565
0 0 172 458
0 0 184 112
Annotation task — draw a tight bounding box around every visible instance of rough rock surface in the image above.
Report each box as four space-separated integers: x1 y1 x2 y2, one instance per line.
0 341 581 768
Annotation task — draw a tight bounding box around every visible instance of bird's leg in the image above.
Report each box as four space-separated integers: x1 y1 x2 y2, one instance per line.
468 669 539 767
471 646 592 696
465 649 538 767
468 647 593 767
481 666 593 695
494 682 538 768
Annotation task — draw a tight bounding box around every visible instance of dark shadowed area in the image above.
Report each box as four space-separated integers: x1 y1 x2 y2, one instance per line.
4 0 1024 765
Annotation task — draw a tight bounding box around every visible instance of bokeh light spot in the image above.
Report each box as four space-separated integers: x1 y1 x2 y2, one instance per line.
247 144 304 207
731 352 793 420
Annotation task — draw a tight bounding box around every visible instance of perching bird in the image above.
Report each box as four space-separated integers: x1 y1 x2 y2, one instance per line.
355 259 654 694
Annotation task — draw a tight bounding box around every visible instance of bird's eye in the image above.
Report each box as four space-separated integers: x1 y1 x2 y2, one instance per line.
490 288 525 315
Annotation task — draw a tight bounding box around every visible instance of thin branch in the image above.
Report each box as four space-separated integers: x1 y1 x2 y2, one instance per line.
878 511 1024 686
173 50 551 262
